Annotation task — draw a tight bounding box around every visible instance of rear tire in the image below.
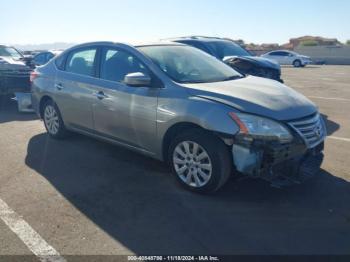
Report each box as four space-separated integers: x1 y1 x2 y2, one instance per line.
168 129 232 194
42 99 68 139
293 60 302 67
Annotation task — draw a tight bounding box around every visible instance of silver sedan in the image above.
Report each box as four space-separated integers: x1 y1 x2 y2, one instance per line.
31 42 325 193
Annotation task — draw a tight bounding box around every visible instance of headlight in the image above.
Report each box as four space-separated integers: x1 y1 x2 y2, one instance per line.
229 112 293 143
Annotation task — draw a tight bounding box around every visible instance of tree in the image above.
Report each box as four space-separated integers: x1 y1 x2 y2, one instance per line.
346 40 350 45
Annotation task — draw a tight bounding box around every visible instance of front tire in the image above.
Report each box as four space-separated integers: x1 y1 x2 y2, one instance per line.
42 100 68 139
168 129 232 194
293 60 302 67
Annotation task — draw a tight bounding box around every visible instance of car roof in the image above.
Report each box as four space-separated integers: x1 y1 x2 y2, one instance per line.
54 41 188 59
66 41 184 49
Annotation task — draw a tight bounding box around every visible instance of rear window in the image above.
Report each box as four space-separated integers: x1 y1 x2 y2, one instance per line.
55 54 67 70
207 41 251 59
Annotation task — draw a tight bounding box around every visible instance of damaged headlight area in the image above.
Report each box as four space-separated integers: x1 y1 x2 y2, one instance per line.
229 112 293 143
228 112 324 187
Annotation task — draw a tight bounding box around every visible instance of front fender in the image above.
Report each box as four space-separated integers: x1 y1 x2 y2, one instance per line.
155 95 240 159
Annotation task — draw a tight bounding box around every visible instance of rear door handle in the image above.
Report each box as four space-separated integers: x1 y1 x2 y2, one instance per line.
93 91 109 100
55 83 64 90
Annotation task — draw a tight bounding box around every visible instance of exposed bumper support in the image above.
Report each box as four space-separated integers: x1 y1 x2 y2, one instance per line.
232 139 324 187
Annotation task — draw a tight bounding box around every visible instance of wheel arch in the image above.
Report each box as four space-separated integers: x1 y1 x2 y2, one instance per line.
162 122 202 162
293 59 302 66
161 121 235 162
39 95 54 118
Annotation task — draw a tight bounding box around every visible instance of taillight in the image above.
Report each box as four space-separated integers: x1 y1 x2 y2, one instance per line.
30 71 40 82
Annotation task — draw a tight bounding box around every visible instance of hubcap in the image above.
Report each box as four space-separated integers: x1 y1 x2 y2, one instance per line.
44 105 59 135
173 141 212 188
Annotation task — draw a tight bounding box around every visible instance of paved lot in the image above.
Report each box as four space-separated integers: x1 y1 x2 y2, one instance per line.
0 66 349 259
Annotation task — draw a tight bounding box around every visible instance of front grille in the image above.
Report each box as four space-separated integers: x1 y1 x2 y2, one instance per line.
288 114 326 149
2 69 31 77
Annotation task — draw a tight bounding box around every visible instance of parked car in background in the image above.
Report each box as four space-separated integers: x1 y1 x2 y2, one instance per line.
262 50 313 67
32 41 325 193
169 36 283 82
19 50 43 67
22 50 33 56
32 50 63 67
0 45 31 95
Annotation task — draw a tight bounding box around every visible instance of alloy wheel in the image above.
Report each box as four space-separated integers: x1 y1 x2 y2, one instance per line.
173 141 212 188
44 105 59 135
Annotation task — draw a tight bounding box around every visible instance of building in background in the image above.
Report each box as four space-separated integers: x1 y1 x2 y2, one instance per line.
287 36 342 49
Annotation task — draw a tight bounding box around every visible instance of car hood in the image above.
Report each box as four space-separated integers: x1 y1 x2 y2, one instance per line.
224 55 281 70
182 76 317 121
0 56 30 70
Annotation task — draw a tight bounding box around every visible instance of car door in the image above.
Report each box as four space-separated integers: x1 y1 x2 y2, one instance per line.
92 46 159 153
54 47 98 131
284 51 296 65
279 51 293 65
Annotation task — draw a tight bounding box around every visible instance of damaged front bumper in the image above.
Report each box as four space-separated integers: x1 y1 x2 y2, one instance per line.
232 138 324 187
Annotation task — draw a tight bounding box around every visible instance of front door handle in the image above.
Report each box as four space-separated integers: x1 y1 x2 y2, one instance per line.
93 91 109 100
55 83 64 90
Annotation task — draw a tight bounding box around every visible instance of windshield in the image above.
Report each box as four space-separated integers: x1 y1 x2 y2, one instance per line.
0 47 23 60
208 41 251 59
138 45 242 84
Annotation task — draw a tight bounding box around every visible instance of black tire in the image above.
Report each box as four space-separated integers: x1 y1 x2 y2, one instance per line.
168 129 232 194
293 60 302 67
42 99 68 139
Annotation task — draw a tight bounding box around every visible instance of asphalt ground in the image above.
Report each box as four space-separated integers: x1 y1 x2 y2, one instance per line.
0 65 349 260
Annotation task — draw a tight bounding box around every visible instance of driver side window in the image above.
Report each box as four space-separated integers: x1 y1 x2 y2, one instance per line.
100 48 148 83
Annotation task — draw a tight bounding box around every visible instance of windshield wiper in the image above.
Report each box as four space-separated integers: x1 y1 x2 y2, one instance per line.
222 75 244 81
179 75 244 84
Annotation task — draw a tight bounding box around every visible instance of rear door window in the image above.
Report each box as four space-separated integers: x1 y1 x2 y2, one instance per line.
65 48 97 77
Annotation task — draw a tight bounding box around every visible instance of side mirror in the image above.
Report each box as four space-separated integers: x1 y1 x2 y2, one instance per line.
124 72 151 87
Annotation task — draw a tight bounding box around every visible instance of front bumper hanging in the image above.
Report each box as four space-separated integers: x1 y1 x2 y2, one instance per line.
232 139 324 187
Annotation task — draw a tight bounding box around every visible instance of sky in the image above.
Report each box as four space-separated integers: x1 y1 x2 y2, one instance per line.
1 0 350 46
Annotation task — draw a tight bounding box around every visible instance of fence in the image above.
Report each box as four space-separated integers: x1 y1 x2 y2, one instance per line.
294 45 350 65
